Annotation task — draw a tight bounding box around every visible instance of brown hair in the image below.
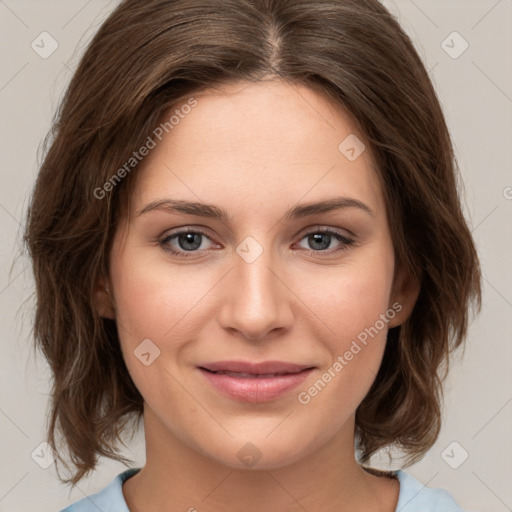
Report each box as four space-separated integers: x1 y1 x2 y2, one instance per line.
24 0 481 486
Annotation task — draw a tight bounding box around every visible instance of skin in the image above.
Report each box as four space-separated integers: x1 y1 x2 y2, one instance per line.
95 79 420 512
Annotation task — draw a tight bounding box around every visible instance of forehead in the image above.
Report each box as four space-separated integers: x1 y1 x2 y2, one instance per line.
128 80 385 221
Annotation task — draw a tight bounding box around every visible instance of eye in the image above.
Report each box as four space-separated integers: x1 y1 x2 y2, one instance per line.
158 228 218 258
294 228 355 255
157 226 356 259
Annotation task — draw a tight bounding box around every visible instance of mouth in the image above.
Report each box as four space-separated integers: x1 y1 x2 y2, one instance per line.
197 360 315 402
198 360 314 375
201 369 303 378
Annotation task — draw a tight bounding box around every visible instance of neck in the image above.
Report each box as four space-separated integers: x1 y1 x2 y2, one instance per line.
122 409 399 512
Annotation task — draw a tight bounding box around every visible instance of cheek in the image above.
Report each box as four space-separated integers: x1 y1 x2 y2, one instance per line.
305 256 394 344
109 247 232 399
109 252 202 403
338 273 392 341
298 253 394 406
111 249 208 341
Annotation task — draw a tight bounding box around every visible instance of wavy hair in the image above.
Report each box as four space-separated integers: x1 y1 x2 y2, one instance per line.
24 0 482 485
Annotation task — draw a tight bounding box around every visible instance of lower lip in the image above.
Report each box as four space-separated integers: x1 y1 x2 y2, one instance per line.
199 368 314 403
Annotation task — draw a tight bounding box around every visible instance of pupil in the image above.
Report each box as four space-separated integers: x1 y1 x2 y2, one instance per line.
180 233 201 251
310 233 330 250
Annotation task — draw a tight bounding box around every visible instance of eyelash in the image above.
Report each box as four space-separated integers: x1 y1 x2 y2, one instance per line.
157 227 355 259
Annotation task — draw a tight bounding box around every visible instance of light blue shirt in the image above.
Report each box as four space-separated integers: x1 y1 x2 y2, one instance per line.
60 467 464 511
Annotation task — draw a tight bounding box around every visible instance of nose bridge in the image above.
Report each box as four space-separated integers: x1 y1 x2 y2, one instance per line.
217 235 291 339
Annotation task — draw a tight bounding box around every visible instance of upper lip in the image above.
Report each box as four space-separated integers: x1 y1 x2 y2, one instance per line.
198 360 314 375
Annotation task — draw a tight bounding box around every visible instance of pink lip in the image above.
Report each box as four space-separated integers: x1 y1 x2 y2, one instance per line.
198 360 315 402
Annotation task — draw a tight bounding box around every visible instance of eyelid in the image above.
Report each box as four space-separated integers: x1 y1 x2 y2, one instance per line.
296 223 355 240
293 227 356 254
157 224 357 258
159 226 218 247
157 226 220 259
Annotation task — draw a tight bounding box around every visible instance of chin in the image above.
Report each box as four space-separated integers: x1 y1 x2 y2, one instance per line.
196 432 319 472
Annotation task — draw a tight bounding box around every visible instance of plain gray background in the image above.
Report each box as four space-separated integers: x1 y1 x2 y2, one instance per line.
0 1 511 511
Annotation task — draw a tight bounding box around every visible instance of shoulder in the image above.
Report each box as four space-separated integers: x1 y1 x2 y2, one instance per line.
59 468 141 512
395 470 465 512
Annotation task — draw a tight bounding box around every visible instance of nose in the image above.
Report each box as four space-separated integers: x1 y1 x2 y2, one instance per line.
216 241 294 341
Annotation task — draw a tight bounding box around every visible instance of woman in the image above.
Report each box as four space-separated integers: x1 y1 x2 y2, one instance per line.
24 0 481 510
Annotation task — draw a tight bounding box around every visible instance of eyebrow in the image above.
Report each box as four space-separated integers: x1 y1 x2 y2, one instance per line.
137 196 374 222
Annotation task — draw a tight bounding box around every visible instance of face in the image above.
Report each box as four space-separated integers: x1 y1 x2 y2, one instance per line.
100 80 418 470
